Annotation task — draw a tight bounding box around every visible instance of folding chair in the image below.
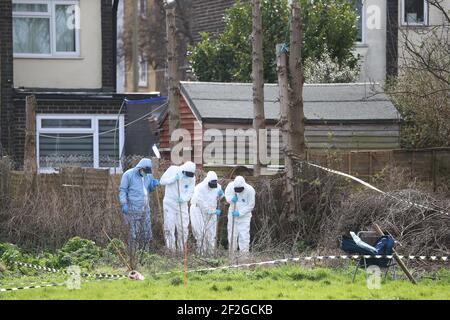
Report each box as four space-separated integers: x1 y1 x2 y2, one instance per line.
351 231 396 283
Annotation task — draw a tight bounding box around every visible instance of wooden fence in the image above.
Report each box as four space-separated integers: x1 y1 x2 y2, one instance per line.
2 148 450 200
2 166 116 204
305 148 450 185
204 148 450 189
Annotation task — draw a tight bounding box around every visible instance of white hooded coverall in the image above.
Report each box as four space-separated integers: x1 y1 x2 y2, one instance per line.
225 176 256 253
190 171 224 255
160 161 196 252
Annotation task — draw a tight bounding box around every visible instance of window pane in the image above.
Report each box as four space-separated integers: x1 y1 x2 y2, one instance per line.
405 0 425 23
41 119 92 128
13 3 48 12
99 120 120 168
13 17 50 54
39 134 94 168
55 5 76 52
139 0 147 16
355 0 363 42
139 58 148 87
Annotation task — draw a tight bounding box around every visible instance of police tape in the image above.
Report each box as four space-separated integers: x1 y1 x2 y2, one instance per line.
13 254 450 280
0 282 64 292
154 254 449 276
2 254 448 291
0 274 127 292
303 161 450 216
13 261 128 279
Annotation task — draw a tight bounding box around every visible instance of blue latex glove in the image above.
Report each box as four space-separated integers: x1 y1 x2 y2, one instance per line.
217 189 224 197
231 195 238 203
177 197 184 204
232 211 240 218
215 209 222 216
175 173 182 181
121 204 129 215
151 179 160 189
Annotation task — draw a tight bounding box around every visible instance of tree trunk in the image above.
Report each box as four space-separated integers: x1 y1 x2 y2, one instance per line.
166 6 181 148
24 95 37 173
277 4 306 220
276 44 295 219
251 0 266 176
132 0 139 92
288 4 306 161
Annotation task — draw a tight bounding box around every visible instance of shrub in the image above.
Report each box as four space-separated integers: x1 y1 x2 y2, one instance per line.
57 237 102 269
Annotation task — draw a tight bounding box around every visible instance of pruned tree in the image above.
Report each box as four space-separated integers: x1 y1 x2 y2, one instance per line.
277 2 306 220
252 0 266 176
166 2 181 144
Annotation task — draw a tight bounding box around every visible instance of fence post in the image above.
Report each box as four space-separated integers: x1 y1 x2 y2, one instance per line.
348 152 352 175
432 149 437 192
24 95 37 173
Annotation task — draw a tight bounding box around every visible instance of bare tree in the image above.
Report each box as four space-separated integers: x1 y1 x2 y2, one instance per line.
397 0 450 93
119 0 193 94
386 0 450 148
278 3 306 220
166 2 181 142
252 0 266 177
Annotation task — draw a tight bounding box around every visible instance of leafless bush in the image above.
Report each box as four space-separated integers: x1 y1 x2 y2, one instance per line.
320 167 450 256
248 163 348 255
0 180 126 251
1 156 449 259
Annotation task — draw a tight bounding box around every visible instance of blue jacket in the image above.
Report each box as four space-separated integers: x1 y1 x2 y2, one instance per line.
119 159 159 211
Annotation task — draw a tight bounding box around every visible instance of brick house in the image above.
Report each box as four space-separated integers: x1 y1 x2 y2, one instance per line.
0 0 165 172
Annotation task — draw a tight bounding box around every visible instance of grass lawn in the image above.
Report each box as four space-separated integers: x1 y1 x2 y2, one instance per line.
1 266 449 300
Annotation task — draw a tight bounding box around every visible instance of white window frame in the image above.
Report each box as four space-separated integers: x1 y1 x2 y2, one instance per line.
401 0 429 26
139 58 148 88
36 114 125 174
13 0 81 58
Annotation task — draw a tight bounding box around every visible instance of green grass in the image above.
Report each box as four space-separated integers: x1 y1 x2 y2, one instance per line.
1 266 449 300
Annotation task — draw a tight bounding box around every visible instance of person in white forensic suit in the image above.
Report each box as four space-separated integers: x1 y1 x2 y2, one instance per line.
160 161 196 253
190 171 224 256
225 176 256 254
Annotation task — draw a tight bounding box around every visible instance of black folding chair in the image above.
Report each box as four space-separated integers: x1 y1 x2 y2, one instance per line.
351 231 397 283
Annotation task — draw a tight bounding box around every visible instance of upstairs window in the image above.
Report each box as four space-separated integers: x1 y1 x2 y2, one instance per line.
355 0 363 43
402 0 428 25
13 0 80 57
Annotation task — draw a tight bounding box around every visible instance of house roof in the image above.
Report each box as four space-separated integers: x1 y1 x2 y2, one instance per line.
180 82 402 124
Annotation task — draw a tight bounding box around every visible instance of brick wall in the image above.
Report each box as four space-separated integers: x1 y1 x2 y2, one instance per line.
0 0 13 156
386 0 399 77
191 0 236 43
101 0 116 91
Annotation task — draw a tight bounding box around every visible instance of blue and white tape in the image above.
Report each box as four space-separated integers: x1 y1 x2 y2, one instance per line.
14 261 128 279
304 161 450 216
155 254 449 276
